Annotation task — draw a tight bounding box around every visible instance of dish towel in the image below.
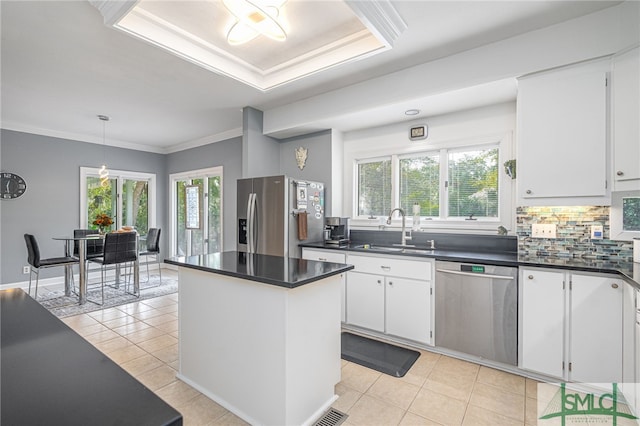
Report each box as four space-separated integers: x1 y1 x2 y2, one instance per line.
298 212 308 241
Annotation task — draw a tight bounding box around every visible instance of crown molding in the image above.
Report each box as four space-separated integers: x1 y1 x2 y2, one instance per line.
345 0 407 47
89 0 138 26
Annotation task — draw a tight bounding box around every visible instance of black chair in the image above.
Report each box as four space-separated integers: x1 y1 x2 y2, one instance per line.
24 234 79 300
73 229 105 260
88 232 138 305
140 228 161 284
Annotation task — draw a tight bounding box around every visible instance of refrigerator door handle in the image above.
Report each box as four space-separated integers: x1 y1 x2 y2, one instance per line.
248 193 258 253
246 193 254 253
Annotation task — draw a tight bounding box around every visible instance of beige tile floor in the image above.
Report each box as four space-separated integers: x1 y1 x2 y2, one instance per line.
61 270 539 426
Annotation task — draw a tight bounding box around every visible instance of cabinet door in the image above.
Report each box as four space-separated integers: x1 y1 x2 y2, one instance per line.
302 248 347 322
346 271 384 332
569 274 623 383
612 47 640 190
521 268 565 378
385 277 431 344
517 59 609 204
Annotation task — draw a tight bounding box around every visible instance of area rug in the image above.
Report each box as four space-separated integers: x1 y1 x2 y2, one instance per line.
38 275 178 318
341 332 420 378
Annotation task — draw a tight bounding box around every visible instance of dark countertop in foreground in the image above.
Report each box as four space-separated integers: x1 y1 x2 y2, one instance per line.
0 289 182 426
300 241 640 288
165 251 354 289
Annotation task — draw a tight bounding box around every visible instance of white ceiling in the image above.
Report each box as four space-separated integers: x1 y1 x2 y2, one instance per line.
0 1 622 153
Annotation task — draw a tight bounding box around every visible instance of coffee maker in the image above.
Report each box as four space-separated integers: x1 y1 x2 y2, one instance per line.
324 217 350 245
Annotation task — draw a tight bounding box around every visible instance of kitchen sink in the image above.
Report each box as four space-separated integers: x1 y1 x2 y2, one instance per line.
354 244 434 255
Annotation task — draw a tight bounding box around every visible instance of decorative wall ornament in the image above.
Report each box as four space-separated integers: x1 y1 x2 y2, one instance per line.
295 146 308 170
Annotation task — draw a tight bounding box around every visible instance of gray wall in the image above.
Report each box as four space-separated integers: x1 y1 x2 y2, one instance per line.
166 136 242 252
242 107 280 178
278 130 334 215
0 129 166 284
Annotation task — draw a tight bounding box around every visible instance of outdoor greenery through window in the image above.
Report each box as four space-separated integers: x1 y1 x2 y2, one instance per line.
622 197 640 231
357 145 500 220
358 159 392 216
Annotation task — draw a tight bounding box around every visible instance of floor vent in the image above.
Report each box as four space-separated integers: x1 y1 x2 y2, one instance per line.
313 408 348 426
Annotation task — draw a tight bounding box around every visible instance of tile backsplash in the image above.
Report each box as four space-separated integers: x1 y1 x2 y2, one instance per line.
516 206 634 261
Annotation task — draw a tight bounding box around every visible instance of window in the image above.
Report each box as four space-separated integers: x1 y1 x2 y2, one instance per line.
358 158 391 217
354 138 509 229
622 197 640 231
80 167 156 236
611 191 640 240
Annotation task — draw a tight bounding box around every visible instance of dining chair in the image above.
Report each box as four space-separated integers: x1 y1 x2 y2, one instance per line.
139 228 161 284
73 229 104 260
24 234 79 300
88 232 138 305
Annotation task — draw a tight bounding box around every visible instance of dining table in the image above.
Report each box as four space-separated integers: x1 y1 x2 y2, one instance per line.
52 234 140 305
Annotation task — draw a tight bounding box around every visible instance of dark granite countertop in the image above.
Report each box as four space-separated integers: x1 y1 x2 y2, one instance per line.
300 241 640 289
1 289 183 426
165 251 353 289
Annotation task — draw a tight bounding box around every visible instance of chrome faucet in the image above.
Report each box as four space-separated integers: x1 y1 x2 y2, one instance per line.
386 208 412 246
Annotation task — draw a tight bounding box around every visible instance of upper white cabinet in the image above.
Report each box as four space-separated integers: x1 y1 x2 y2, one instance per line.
517 58 610 206
611 46 640 191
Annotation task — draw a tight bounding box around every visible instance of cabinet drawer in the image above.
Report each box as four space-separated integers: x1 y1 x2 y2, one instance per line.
347 254 431 280
302 249 346 264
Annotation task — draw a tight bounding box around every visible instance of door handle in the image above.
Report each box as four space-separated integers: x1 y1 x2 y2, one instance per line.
436 269 515 280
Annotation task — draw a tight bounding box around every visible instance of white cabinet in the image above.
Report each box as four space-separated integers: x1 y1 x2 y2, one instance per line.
346 271 385 332
302 248 347 322
517 58 610 206
612 46 640 191
345 253 433 344
520 269 565 378
520 267 623 382
385 277 431 344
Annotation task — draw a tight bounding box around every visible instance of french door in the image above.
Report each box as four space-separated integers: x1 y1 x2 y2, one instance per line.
170 167 223 257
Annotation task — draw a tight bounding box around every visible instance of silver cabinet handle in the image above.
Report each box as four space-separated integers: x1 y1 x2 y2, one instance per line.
611 283 619 289
617 171 624 176
388 281 393 286
381 266 391 270
318 258 327 261
528 275 534 280
377 279 382 284
526 189 532 194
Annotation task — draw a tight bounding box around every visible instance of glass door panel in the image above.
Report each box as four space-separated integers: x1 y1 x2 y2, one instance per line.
122 179 149 235
86 176 117 232
208 176 221 253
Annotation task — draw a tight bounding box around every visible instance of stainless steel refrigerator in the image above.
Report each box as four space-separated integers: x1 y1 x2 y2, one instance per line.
237 175 325 258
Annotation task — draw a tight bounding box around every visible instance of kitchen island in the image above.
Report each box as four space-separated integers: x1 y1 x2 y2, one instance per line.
165 251 353 426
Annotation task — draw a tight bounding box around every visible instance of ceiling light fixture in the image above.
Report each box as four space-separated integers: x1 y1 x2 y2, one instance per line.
405 109 420 116
223 0 287 46
98 115 110 187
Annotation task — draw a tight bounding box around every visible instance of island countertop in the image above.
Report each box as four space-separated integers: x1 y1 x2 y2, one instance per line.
165 251 353 288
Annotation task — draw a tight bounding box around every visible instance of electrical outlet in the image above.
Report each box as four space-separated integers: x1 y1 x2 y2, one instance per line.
22 266 30 274
591 224 603 239
532 223 557 238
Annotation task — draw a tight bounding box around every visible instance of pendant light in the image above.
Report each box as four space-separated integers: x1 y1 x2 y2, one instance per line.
98 114 110 187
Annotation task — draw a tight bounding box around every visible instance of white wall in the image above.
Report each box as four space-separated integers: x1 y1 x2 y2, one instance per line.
342 102 517 232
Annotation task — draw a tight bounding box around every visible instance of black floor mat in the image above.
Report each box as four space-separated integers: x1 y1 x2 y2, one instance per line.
341 332 420 378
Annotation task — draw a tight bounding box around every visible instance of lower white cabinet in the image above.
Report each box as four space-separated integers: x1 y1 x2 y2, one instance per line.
345 253 433 345
301 248 347 322
520 267 623 383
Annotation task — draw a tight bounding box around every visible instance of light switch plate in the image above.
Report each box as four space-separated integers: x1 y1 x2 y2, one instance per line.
532 223 557 238
591 224 603 239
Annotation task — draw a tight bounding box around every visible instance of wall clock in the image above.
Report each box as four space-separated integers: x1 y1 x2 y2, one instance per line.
409 124 428 140
1 172 27 199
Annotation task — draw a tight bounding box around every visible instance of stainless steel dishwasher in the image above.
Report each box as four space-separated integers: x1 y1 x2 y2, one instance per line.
435 261 518 365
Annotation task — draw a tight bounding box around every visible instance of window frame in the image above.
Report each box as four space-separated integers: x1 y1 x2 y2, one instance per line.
80 167 157 233
350 133 514 232
610 190 640 240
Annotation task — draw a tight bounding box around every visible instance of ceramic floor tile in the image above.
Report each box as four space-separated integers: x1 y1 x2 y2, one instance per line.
152 343 179 363
340 361 382 393
333 383 363 413
476 366 526 396
206 411 250 426
174 394 227 426
399 411 444 426
367 374 421 410
137 334 178 353
346 393 406 426
525 397 538 425
469 382 525 422
82 328 121 344
462 404 524 426
525 378 541 400
142 296 177 308
432 356 480 379
87 307 128 321
132 308 168 321
142 313 178 327
155 319 179 333
112 320 152 336
116 301 156 315
155 379 200 407
107 343 148 364
400 351 440 387
73 322 110 337
423 367 476 402
61 313 100 329
120 353 165 377
136 365 179 391
101 314 138 329
94 335 131 354
409 388 468 426
156 304 179 314
122 326 166 344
